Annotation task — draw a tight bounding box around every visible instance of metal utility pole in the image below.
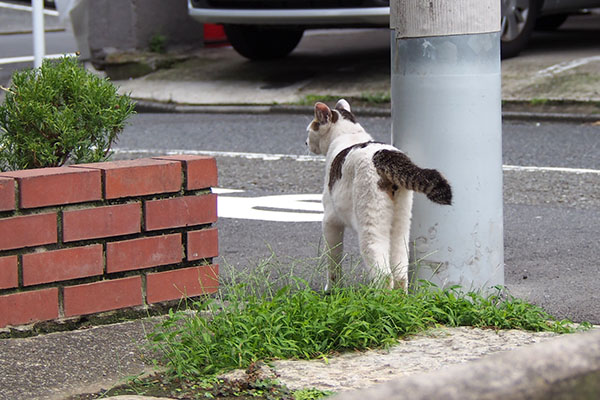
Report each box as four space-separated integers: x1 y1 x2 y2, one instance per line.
390 1 504 290
32 0 46 68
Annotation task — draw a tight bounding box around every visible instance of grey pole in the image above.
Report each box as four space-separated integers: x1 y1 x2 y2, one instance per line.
390 1 504 291
32 0 45 69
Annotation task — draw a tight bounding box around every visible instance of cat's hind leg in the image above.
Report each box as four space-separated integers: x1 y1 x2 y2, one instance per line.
390 189 413 291
354 189 395 289
323 217 344 291
357 225 393 289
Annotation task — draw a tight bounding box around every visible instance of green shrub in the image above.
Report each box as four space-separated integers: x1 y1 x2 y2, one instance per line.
0 56 135 170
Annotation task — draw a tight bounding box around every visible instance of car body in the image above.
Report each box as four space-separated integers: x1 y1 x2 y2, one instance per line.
188 0 600 60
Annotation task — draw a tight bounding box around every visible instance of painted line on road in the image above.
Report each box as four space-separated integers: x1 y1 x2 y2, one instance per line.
503 164 600 175
0 1 59 16
537 55 600 77
0 53 77 65
113 148 600 175
112 148 324 162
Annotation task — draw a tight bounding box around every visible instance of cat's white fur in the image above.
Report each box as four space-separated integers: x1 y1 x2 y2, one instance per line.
306 99 413 290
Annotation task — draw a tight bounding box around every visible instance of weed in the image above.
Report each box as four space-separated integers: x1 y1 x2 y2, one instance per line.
298 94 341 106
359 91 390 104
149 33 168 54
148 258 589 382
298 92 390 107
530 98 549 106
294 388 334 399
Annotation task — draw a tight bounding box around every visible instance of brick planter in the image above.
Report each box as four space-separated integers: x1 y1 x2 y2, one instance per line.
0 155 218 330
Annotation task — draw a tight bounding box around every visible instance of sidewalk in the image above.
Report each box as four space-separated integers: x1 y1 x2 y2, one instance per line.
104 27 600 118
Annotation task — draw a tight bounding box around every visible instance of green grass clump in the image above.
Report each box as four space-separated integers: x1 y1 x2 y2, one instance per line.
149 270 588 380
294 388 334 399
298 92 390 106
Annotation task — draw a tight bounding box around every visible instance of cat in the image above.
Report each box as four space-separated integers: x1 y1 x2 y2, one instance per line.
306 99 452 291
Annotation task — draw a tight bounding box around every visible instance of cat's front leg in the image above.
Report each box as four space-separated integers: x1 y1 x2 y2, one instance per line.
323 218 344 291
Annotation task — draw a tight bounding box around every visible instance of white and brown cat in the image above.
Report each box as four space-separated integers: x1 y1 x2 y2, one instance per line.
306 99 452 291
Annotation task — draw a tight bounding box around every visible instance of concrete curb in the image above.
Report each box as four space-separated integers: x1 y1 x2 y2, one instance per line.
133 100 600 123
333 329 600 400
0 28 64 35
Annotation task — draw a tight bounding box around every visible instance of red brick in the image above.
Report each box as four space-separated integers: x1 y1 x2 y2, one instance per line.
146 264 218 303
63 276 142 317
72 158 182 199
63 202 140 242
0 167 101 208
0 256 18 290
106 234 182 273
0 213 57 251
145 194 217 231
22 244 103 286
0 177 15 211
0 288 59 328
187 228 219 261
153 156 217 190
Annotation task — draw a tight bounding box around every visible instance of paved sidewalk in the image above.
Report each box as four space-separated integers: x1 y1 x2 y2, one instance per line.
105 22 600 115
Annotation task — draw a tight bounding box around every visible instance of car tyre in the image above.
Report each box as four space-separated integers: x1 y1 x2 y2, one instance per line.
224 25 304 60
534 13 569 31
500 0 542 59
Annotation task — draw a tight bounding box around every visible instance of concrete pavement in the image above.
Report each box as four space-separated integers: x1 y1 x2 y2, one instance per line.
107 16 600 116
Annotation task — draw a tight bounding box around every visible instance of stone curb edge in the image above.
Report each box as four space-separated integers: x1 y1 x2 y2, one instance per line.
134 100 600 123
333 328 600 400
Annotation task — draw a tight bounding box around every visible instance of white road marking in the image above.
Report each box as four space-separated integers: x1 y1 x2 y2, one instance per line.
113 148 600 175
0 53 77 65
113 148 324 162
503 164 600 175
0 1 59 16
537 55 600 77
112 149 600 222
216 191 323 222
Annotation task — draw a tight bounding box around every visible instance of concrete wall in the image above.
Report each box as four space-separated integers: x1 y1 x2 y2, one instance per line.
87 0 204 62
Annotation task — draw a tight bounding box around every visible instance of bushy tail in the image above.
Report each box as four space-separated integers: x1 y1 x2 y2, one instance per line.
373 149 452 205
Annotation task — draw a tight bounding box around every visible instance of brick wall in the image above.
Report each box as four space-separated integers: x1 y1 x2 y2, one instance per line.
0 155 218 329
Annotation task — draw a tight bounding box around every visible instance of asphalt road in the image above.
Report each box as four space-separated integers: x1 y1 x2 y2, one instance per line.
115 112 600 324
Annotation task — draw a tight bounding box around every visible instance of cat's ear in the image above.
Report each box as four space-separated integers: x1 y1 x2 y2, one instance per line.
314 102 332 125
335 99 351 113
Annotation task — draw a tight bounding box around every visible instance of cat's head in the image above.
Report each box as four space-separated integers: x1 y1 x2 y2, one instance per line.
305 99 361 155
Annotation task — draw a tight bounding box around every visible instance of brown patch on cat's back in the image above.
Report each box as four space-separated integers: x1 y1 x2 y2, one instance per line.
328 141 379 191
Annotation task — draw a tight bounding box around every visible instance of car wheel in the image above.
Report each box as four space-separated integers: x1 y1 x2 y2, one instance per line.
223 25 304 60
535 14 569 31
500 0 541 59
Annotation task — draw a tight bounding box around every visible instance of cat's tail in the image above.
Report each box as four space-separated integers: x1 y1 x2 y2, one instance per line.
373 149 453 205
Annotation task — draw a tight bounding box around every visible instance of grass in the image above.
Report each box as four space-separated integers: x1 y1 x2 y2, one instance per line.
297 92 390 107
73 255 589 399
147 260 590 383
529 98 550 106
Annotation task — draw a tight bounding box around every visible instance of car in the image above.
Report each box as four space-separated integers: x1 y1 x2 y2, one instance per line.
188 0 600 60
